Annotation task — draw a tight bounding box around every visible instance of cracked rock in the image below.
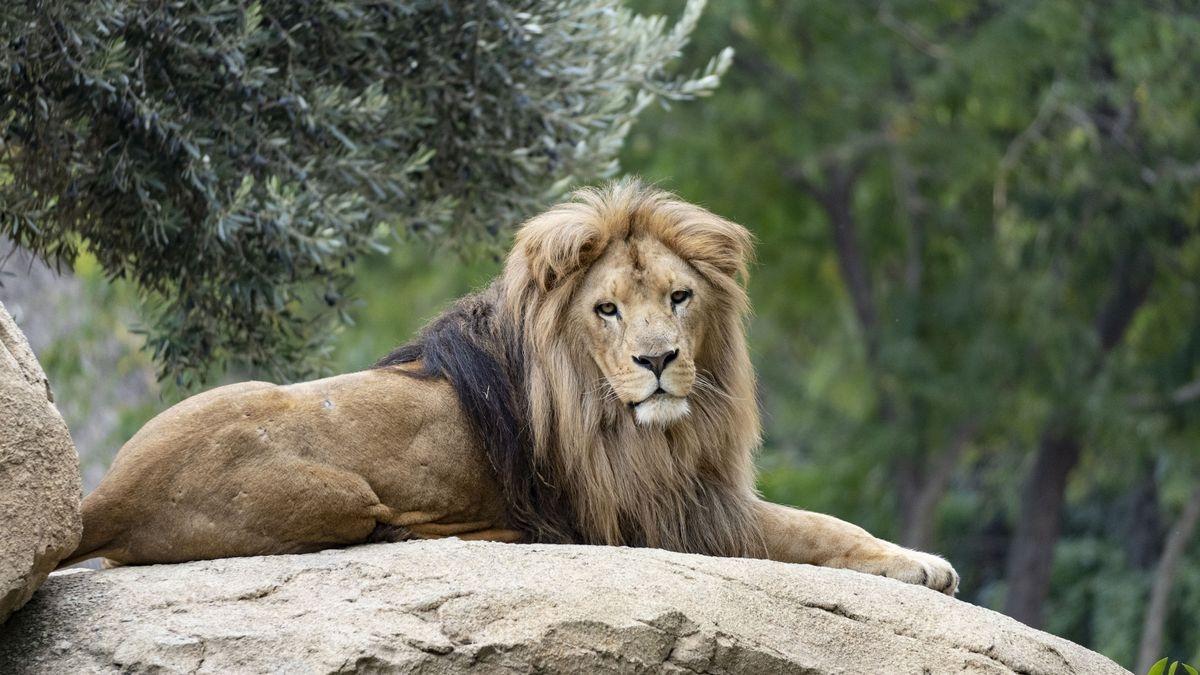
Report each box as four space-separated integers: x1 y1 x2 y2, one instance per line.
0 540 1128 674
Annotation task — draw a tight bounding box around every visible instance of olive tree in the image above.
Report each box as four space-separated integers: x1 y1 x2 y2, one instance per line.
0 0 729 385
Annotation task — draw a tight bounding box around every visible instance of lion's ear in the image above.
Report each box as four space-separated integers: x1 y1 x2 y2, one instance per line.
666 207 754 282
513 205 604 292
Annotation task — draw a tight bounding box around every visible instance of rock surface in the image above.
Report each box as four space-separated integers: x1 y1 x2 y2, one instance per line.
0 540 1128 674
0 301 82 624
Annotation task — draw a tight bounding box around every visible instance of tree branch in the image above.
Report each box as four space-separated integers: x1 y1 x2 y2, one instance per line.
890 146 925 295
1127 376 1200 410
877 3 949 60
783 161 880 359
1136 485 1200 674
900 418 979 549
994 82 1064 212
1094 248 1155 355
1170 378 1200 405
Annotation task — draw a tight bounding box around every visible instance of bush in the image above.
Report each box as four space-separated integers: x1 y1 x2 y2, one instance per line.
0 0 729 385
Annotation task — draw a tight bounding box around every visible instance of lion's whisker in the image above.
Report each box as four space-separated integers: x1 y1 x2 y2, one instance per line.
693 373 741 402
586 376 623 406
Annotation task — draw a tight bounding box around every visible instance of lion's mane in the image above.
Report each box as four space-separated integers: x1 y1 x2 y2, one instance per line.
377 180 765 557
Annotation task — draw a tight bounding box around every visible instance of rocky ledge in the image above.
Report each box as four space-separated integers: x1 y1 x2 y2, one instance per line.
0 540 1128 674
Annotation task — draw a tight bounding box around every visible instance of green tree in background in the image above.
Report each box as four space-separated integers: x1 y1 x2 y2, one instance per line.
972 3 1199 633
622 0 1199 667
0 0 729 386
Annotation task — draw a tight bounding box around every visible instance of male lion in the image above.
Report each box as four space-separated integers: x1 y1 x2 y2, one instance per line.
64 180 958 595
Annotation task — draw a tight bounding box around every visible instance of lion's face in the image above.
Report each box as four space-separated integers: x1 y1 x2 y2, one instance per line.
575 235 704 426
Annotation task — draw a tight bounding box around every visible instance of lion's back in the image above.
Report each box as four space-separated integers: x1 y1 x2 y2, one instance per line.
107 368 469 477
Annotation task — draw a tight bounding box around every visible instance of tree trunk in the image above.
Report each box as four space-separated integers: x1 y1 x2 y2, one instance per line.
1123 468 1163 571
1003 240 1157 628
808 164 879 362
1003 428 1081 628
1136 486 1200 674
900 421 977 550
898 462 940 552
790 161 972 555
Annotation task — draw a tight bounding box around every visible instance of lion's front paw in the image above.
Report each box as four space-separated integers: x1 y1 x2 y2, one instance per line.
863 547 960 596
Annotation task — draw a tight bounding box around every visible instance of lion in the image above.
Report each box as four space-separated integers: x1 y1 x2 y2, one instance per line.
62 180 958 595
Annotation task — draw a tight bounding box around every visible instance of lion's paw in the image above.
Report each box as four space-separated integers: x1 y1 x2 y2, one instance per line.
867 547 960 596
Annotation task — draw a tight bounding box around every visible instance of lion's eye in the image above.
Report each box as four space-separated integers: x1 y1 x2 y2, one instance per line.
595 302 619 317
670 289 692 305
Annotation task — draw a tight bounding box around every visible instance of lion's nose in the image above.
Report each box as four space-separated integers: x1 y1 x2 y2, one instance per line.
632 349 679 378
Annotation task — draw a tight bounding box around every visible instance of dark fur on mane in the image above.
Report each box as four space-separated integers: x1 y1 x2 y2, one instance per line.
373 285 580 543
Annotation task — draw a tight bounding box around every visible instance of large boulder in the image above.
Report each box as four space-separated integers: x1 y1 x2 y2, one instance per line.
0 301 82 624
0 540 1127 674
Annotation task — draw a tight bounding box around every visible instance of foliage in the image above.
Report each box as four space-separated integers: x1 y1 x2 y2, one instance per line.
5 0 1198 669
1148 658 1199 675
620 0 1200 667
0 0 730 386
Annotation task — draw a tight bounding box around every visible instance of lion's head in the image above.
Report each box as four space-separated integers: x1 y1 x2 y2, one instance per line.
504 180 753 425
382 179 764 555
497 179 764 554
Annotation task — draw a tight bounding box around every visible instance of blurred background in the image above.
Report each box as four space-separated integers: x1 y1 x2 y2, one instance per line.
2 1 1197 670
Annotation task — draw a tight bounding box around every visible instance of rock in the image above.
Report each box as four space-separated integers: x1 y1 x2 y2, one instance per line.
0 540 1127 674
0 243 160 492
0 301 83 624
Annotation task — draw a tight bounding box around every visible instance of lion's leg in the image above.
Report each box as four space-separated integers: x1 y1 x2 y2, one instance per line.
380 515 523 542
107 461 391 564
250 462 392 554
367 508 474 529
407 521 524 542
755 500 959 595
408 520 496 536
451 528 524 542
